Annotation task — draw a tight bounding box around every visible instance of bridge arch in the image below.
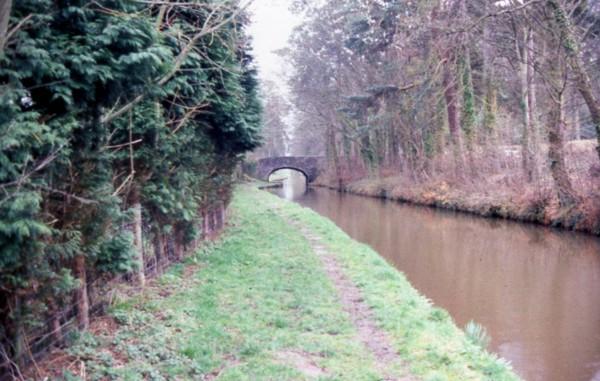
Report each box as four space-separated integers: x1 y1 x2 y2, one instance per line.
267 167 310 182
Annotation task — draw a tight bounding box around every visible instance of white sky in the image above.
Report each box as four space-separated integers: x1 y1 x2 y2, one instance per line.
248 0 303 154
248 0 301 91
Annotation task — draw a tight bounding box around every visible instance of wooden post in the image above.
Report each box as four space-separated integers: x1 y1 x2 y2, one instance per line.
154 229 165 273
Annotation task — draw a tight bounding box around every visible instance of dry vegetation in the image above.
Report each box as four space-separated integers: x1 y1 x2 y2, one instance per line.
316 140 600 234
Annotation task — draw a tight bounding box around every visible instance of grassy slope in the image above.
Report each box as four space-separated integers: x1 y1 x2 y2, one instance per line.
60 186 519 381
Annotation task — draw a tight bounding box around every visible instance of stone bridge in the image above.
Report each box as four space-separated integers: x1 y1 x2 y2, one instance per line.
251 156 326 183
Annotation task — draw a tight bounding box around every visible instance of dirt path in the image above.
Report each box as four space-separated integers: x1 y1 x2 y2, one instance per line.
288 220 417 381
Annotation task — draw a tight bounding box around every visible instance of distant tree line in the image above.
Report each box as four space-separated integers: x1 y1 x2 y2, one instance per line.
284 0 600 209
0 0 261 374
250 79 290 159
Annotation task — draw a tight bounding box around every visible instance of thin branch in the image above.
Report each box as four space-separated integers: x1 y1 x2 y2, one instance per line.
0 146 64 190
447 0 544 35
39 186 99 205
112 173 134 197
4 14 33 44
103 139 143 150
169 102 210 135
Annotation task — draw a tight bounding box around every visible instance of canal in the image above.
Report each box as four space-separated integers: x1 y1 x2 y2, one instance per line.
269 170 600 381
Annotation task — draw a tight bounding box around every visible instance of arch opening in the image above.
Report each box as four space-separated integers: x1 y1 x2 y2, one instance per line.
268 167 309 183
268 168 308 201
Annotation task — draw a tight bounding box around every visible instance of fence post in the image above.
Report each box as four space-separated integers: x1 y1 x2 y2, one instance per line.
74 255 89 330
204 210 212 239
132 202 145 287
154 228 165 274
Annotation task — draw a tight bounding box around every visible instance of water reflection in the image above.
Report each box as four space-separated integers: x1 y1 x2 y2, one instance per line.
274 187 600 381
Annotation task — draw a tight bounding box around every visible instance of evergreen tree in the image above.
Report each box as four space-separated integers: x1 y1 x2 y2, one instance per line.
0 0 261 369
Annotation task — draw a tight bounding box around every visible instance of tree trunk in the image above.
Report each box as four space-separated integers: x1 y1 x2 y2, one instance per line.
482 69 498 145
481 0 497 146
547 0 600 162
573 109 581 140
442 57 464 176
0 0 12 53
74 255 89 330
547 93 578 207
526 29 539 181
10 295 25 369
48 301 63 347
461 50 476 176
518 28 535 181
173 226 184 260
328 125 342 188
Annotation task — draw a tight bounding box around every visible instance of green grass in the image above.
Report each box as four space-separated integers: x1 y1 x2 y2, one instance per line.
62 185 520 381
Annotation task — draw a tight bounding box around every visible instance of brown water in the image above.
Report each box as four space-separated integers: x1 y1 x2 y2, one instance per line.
269 170 600 381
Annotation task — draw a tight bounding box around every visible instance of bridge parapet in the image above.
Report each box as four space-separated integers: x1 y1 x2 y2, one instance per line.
251 156 326 183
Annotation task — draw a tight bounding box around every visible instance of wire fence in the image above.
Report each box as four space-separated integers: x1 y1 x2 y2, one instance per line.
0 202 228 381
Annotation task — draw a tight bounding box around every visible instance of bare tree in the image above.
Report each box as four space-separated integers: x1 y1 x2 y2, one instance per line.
546 0 600 162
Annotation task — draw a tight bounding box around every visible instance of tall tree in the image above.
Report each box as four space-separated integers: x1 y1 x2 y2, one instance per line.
546 0 600 162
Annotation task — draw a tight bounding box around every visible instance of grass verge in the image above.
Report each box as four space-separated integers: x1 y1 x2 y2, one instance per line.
46 185 520 381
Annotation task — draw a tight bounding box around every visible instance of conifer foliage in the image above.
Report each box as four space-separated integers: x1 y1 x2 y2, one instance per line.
0 0 261 372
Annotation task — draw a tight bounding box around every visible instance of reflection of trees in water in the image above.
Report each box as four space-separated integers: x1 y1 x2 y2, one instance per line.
383 197 595 256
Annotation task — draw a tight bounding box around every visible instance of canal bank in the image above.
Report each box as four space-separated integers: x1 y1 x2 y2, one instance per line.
270 172 600 381
37 185 518 381
314 176 600 236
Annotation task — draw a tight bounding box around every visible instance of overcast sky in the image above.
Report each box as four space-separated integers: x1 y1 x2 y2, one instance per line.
247 0 301 91
247 0 302 154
